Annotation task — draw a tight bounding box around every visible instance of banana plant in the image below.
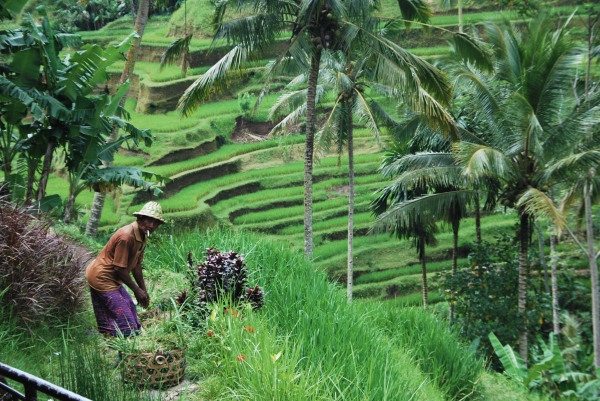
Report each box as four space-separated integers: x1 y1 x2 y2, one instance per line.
61 83 169 223
489 332 600 399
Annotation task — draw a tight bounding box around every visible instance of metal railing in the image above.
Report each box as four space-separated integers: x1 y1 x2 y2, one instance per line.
0 362 92 401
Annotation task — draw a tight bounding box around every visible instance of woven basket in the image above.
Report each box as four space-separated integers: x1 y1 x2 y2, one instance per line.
122 348 185 387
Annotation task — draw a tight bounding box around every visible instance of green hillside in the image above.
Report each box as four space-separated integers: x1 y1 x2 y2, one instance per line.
36 0 590 310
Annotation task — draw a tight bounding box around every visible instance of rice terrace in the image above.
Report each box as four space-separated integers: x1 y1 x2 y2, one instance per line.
1 0 600 399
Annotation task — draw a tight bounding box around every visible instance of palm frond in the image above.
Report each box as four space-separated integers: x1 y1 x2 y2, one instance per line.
268 88 308 121
371 191 471 234
353 91 385 147
177 45 250 116
453 69 501 121
396 0 431 26
544 150 600 183
159 34 192 71
385 166 467 195
315 96 345 156
449 32 494 73
251 29 310 116
381 151 455 176
436 0 458 10
453 142 515 180
516 187 565 233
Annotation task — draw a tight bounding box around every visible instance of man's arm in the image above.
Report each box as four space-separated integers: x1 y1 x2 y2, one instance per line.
132 264 147 293
114 266 149 307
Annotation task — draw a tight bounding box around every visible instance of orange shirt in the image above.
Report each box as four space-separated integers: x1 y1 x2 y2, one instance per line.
86 222 146 293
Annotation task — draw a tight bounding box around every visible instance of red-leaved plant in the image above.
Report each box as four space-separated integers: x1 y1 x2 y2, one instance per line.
0 198 87 327
179 248 264 322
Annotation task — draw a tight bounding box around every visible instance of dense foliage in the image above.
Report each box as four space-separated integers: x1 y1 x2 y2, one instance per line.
442 235 551 362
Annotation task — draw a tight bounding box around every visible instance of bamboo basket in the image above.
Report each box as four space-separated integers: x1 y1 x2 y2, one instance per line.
122 348 186 387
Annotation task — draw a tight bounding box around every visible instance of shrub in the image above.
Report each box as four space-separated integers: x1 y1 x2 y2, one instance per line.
0 198 86 326
179 248 264 325
441 236 551 363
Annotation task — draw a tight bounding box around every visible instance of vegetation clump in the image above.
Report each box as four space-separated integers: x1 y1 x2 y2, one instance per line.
442 236 550 362
0 197 86 326
179 248 264 324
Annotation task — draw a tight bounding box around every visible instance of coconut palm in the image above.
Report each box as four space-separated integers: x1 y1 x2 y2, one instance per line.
370 141 444 308
544 121 600 368
449 12 598 363
175 0 489 258
159 0 192 77
370 122 472 308
436 0 466 33
270 49 398 301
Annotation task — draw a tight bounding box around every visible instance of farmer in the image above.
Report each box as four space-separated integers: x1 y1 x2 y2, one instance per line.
86 201 165 336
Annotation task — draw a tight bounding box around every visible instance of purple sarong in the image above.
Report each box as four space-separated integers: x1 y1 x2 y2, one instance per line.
90 286 141 336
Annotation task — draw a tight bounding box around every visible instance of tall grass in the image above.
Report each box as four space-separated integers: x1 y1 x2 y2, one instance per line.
361 305 485 399
145 228 447 400
54 340 160 401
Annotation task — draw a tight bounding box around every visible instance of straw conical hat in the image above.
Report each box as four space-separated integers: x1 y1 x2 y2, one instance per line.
133 201 165 223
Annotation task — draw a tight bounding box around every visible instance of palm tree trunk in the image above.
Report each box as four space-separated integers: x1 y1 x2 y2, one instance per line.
85 0 150 237
303 48 322 258
458 0 463 33
420 236 428 309
518 209 530 364
347 102 354 303
449 218 460 320
584 178 600 369
36 137 56 201
474 191 482 244
536 219 549 293
452 219 460 275
548 187 560 335
550 230 560 335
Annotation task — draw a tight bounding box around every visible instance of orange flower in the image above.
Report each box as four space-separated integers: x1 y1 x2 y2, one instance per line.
224 308 240 317
243 325 255 333
207 330 215 337
237 354 246 362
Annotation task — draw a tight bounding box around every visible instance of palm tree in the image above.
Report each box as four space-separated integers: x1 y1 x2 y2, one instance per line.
546 120 600 368
436 0 465 33
85 0 152 237
370 122 473 308
159 0 192 77
175 0 489 258
270 49 398 301
370 143 443 308
450 13 592 363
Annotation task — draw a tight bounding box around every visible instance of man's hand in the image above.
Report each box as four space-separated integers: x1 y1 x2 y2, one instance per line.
134 288 150 308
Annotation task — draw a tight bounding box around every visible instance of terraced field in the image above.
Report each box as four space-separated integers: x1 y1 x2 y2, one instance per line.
46 2 581 306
